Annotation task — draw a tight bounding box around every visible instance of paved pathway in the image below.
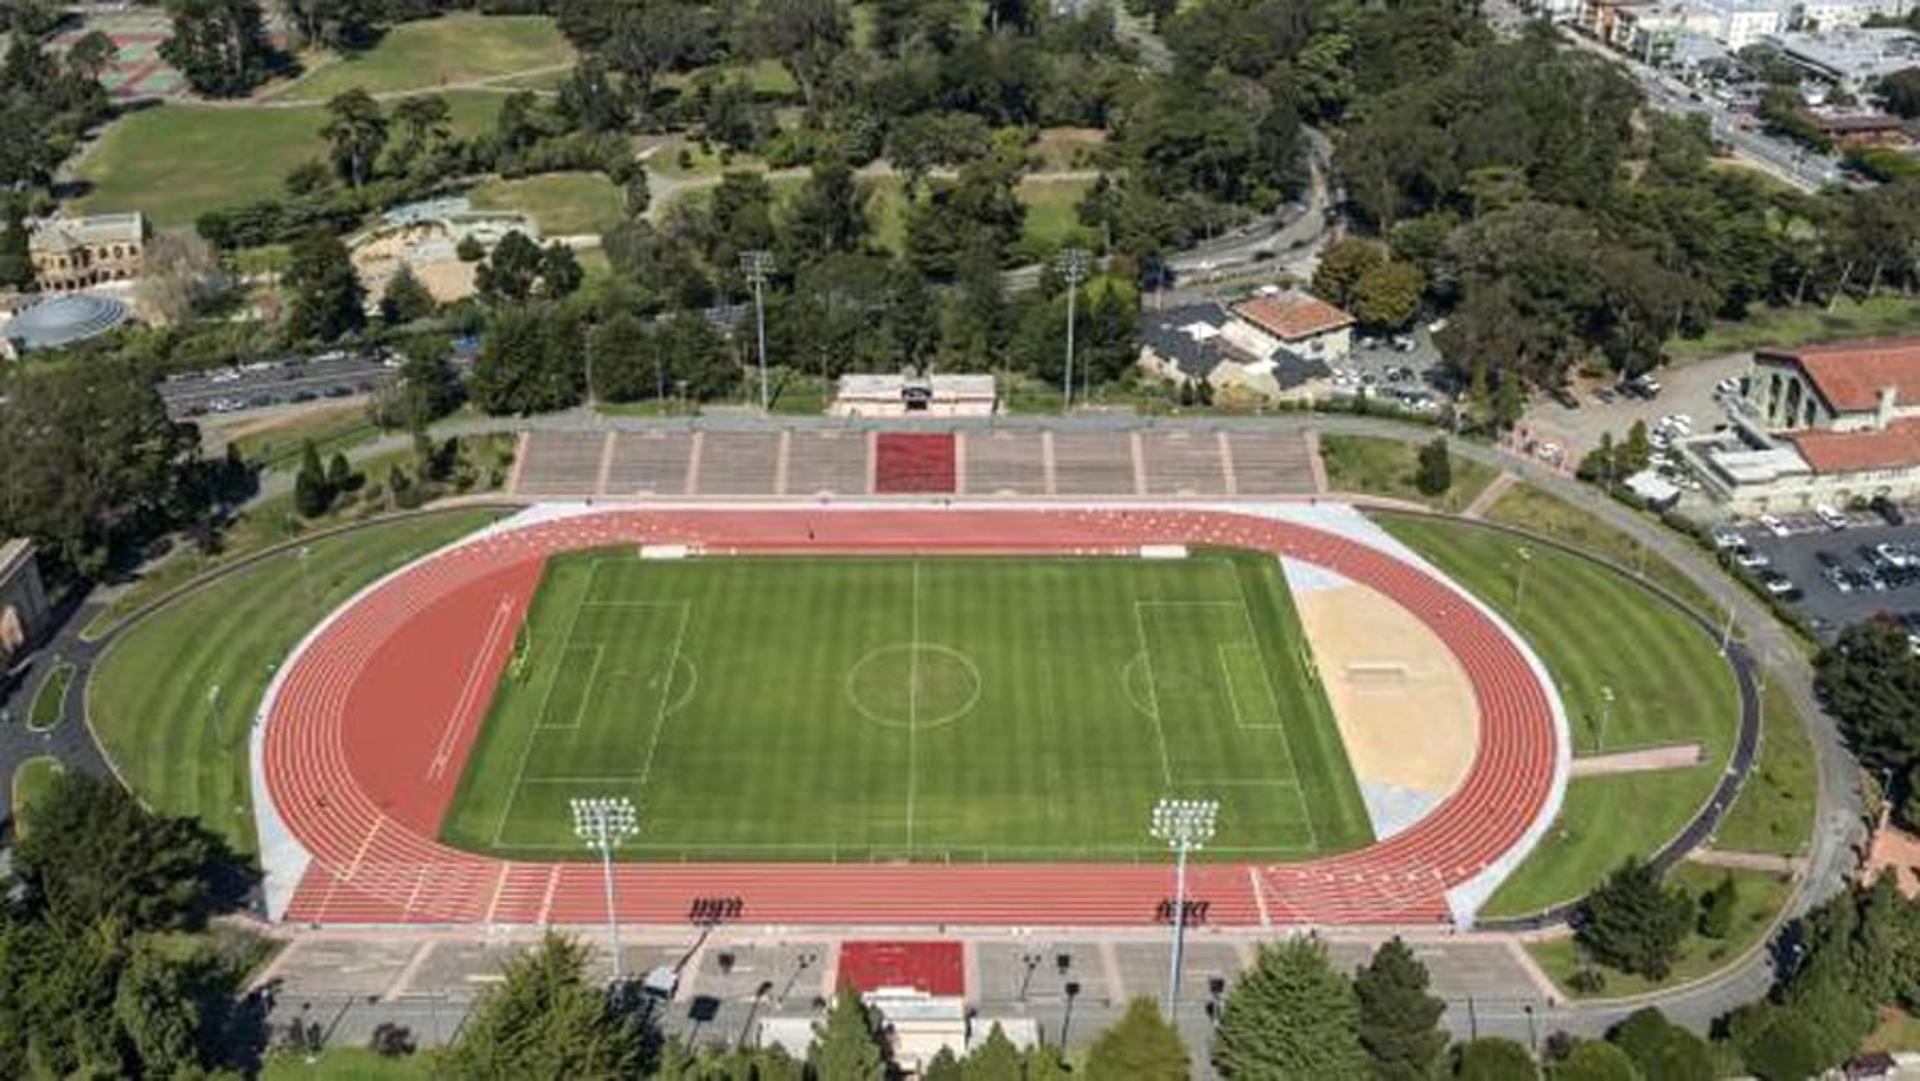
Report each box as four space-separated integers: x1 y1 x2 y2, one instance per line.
1686 848 1806 875
1462 471 1518 519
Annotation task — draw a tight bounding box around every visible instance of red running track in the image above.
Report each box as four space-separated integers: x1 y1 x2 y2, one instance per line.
263 509 1559 927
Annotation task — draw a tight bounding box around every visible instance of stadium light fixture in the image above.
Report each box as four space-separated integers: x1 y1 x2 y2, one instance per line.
739 250 776 411
1150 796 1218 1019
572 796 639 984
1057 247 1090 411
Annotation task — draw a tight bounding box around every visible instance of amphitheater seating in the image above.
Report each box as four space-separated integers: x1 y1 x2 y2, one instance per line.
1142 430 1229 496
786 431 871 495
961 431 1047 496
693 431 782 495
1051 431 1138 496
604 431 695 496
1226 432 1318 495
873 433 956 494
514 431 606 497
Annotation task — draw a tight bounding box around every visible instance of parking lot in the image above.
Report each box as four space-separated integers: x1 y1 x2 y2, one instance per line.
1721 504 1920 639
1329 326 1448 414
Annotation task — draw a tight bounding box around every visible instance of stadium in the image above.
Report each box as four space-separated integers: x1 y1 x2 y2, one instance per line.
250 500 1579 930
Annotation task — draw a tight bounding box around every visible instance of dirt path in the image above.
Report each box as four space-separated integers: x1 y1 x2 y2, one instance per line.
1568 743 1704 777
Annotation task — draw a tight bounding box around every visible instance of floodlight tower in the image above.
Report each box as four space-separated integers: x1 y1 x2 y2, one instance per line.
1057 247 1090 411
739 250 776 410
1150 797 1219 1020
572 796 639 984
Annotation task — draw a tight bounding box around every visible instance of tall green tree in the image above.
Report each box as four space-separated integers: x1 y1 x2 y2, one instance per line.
748 0 850 110
284 230 367 341
1454 1037 1537 1080
441 934 647 1079
1213 937 1369 1078
379 264 436 325
1816 618 1920 771
1576 860 1693 981
322 87 387 189
390 93 452 172
1415 438 1453 497
1606 1009 1713 1081
1550 1041 1638 1081
161 0 274 97
1085 998 1189 1081
1355 937 1448 1080
807 990 887 1081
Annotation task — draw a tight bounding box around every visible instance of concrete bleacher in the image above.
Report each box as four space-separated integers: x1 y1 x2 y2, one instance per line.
1050 431 1137 496
961 431 1047 496
1225 431 1317 495
1142 431 1229 497
785 431 870 496
692 431 782 496
604 431 695 496
513 431 606 497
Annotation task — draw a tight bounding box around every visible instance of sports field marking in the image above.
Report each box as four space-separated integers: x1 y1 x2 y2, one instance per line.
427 595 518 780
1130 603 1176 786
845 644 983 730
629 602 692 795
533 644 603 730
1218 644 1285 731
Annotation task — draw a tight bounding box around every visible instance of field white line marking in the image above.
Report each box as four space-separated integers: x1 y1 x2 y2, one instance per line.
1131 602 1175 787
491 562 605 846
1226 567 1320 849
633 601 693 799
534 644 604 731
1249 867 1272 928
427 595 517 780
476 838 1322 855
1216 644 1285 732
907 560 920 855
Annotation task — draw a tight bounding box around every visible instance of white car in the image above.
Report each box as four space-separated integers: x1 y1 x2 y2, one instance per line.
1716 377 1743 395
1758 513 1790 537
1711 526 1743 550
1815 504 1848 530
1877 542 1914 569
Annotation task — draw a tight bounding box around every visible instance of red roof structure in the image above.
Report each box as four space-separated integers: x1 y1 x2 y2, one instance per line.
1766 337 1920 413
1231 292 1354 342
1786 418 1920 473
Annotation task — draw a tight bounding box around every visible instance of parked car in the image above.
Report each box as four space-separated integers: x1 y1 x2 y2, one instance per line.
1759 514 1790 537
1711 526 1743 550
1815 504 1849 530
1873 496 1906 526
1759 569 1799 597
1734 548 1770 569
1876 542 1914 569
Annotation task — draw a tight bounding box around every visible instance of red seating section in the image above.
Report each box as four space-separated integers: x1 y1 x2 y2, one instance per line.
874 433 957 494
838 941 966 996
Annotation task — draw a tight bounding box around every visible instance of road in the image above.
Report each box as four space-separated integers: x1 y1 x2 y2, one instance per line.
159 353 401 419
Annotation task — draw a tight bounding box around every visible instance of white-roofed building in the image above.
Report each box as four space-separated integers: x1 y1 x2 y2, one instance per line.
831 373 997 417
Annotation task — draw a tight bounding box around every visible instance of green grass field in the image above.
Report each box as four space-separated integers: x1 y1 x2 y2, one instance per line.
276 14 573 102
442 549 1371 861
1667 294 1920 363
89 510 506 855
1376 514 1742 917
28 661 72 731
469 172 626 236
73 92 505 226
1712 676 1818 857
1318 435 1499 513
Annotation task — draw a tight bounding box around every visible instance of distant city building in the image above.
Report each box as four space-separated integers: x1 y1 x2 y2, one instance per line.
831 372 997 417
27 212 147 293
0 539 49 670
1760 28 1920 91
1684 337 1920 510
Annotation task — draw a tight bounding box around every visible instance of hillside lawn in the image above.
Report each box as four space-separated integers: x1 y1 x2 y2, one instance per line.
10 757 62 837
88 510 505 855
442 549 1372 861
470 172 626 236
73 92 506 226
274 14 573 103
1317 434 1499 513
1377 513 1742 917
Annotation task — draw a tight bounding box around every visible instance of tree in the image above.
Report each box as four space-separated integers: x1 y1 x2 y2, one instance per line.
284 231 366 341
65 30 118 82
1355 937 1448 1081
1607 1008 1713 1080
807 990 887 1081
322 88 387 190
1085 998 1189 1081
390 93 452 172
380 264 437 325
327 450 356 493
1576 860 1693 981
112 938 206 1077
1213 937 1369 1078
1730 1005 1828 1081
923 1046 964 1081
441 934 647 1079
1415 437 1453 497
1880 67 1920 117
476 231 580 304
161 0 274 98
1313 238 1386 310
1454 1037 1537 1080
964 1023 1024 1080
1816 617 1920 771
748 0 850 110
470 304 586 415
1697 873 1738 939
1550 1041 1638 1081
12 772 236 931
0 201 35 291
136 228 226 323
783 154 870 262
1351 260 1425 330
294 439 334 517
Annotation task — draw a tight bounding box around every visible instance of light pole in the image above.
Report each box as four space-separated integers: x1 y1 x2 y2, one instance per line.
1513 545 1533 614
1597 685 1614 754
1150 797 1218 1020
572 796 638 984
1057 247 1089 411
740 250 776 410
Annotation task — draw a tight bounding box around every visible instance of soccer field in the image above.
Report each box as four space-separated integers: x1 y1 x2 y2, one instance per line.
440 549 1372 862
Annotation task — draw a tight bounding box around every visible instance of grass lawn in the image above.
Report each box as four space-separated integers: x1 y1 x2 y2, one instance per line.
73 91 504 226
1377 514 1742 916
1317 435 1498 513
262 1047 441 1080
442 548 1372 861
1667 295 1920 363
223 404 382 475
1483 483 1730 623
1526 864 1793 998
469 172 627 236
28 662 73 731
1712 676 1818 857
276 14 573 102
89 510 505 855
862 176 1094 256
10 757 62 835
